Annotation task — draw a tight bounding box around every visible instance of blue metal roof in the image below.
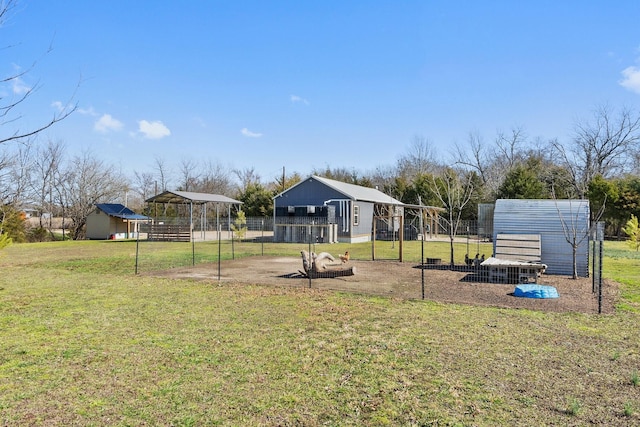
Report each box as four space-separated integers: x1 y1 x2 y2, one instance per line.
96 204 150 220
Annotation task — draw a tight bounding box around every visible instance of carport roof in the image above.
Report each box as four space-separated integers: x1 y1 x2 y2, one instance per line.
145 190 242 205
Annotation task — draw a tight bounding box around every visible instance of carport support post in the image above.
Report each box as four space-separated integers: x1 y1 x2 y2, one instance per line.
190 201 195 266
308 223 312 288
217 204 221 282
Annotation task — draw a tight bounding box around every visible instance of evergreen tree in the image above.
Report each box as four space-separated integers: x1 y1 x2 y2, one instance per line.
237 183 274 217
496 164 546 199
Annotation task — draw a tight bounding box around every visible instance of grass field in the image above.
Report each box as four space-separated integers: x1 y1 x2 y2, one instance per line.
1 239 639 425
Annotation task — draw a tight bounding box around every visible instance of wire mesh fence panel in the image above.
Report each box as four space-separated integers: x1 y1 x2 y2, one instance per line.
133 217 601 281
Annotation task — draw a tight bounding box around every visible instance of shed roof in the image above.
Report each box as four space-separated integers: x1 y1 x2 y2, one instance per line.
96 204 150 220
278 175 404 205
145 190 242 205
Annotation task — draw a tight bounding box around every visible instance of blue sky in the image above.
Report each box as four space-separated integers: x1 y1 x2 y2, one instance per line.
3 1 640 183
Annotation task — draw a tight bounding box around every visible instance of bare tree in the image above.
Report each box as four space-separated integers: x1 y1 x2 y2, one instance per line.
152 155 172 192
178 158 200 192
431 167 475 266
0 145 17 206
396 135 438 179
60 151 128 239
9 143 31 202
553 105 640 197
233 166 261 193
495 126 527 169
0 141 32 237
1 0 76 146
454 127 531 200
198 159 234 195
552 193 604 279
0 144 18 236
454 131 490 184
27 140 65 233
132 170 156 209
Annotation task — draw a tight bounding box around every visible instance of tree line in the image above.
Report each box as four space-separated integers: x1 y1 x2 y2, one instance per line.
1 103 639 242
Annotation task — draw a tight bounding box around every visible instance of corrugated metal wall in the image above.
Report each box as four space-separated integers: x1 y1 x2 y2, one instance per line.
493 199 591 276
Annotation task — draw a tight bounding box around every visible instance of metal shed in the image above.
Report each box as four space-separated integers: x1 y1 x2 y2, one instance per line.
492 199 590 276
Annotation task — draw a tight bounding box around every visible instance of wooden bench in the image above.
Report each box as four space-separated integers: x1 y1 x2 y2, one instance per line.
494 233 542 263
145 224 191 242
483 234 546 284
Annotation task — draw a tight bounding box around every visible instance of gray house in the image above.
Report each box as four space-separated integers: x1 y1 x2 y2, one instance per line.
492 199 591 276
273 175 404 243
86 203 150 240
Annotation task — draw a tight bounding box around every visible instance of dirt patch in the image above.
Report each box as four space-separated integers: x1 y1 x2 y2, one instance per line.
149 256 618 314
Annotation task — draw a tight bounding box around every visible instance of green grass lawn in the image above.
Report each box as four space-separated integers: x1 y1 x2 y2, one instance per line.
1 239 639 425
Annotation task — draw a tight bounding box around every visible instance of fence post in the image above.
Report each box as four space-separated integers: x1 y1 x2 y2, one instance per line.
421 215 425 300
308 222 312 288
592 239 596 293
135 232 140 274
598 238 603 314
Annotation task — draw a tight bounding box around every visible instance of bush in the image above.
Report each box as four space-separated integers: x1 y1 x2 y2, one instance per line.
231 211 247 240
0 232 11 250
27 226 50 242
0 206 26 243
623 215 640 251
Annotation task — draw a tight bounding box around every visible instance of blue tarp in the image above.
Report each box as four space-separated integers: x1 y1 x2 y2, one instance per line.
514 284 559 299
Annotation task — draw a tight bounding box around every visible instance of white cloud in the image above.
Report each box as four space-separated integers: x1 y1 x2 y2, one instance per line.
290 94 309 105
78 106 98 116
11 77 30 95
241 127 263 138
620 66 640 94
138 120 171 139
51 101 64 112
95 114 124 133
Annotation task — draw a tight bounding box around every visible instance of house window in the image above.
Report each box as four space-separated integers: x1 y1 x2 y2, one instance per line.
353 205 360 226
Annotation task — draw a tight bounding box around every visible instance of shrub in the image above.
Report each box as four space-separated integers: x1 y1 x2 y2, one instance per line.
0 232 11 250
0 206 26 243
623 215 640 251
231 211 247 240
